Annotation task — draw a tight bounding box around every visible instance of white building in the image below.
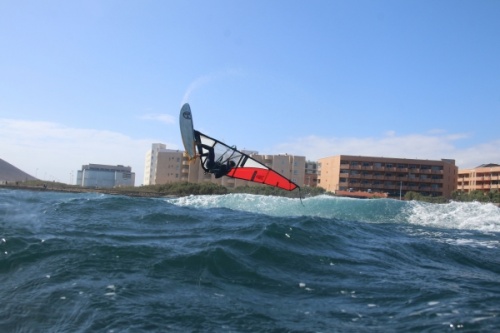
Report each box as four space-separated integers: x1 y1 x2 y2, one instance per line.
76 164 135 188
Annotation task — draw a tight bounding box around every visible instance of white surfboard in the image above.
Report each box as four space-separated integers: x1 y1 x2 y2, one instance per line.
179 103 196 159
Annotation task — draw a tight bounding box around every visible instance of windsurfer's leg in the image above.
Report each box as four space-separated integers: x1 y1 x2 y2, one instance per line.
206 147 215 169
194 130 201 142
193 131 215 170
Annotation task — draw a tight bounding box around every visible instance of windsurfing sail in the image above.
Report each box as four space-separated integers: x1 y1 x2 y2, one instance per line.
194 130 300 191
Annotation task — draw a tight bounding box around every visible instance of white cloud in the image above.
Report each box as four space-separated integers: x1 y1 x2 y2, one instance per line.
139 113 175 125
0 119 170 185
273 131 499 169
2 118 498 187
182 75 214 104
181 68 245 104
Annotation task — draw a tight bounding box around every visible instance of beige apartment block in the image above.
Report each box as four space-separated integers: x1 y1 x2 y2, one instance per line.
317 155 458 199
304 161 318 187
457 163 500 194
144 144 183 185
179 150 305 189
236 153 305 189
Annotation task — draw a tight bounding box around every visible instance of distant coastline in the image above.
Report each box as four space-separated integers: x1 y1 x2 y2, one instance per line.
1 182 498 207
0 181 321 199
0 183 169 198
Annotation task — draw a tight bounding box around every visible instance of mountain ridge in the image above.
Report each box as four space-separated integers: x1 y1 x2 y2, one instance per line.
0 158 37 183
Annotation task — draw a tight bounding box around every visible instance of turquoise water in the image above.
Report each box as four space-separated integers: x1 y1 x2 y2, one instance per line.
1 189 499 332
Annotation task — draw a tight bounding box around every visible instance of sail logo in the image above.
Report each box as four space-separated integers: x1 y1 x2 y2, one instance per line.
182 111 192 120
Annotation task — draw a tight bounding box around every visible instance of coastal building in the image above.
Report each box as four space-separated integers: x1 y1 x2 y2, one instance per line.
76 164 135 188
457 163 500 194
304 161 318 187
317 155 458 199
181 151 305 189
144 144 183 185
221 153 305 189
144 142 306 189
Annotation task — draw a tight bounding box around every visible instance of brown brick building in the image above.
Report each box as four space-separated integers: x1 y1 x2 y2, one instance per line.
318 155 458 199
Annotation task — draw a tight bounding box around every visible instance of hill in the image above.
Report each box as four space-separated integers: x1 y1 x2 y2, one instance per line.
0 158 37 183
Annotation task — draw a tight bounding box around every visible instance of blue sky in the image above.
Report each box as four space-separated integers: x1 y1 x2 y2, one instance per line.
1 0 499 185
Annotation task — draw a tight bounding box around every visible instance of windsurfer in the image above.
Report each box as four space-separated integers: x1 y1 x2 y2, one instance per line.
205 146 235 178
195 130 235 178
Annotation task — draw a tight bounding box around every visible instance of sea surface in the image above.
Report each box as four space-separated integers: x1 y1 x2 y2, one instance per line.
1 189 499 333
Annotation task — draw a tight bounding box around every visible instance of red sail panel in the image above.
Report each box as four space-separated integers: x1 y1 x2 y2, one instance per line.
227 167 298 191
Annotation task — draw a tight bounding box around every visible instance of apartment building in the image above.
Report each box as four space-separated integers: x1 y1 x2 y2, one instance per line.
317 155 458 199
304 161 318 187
76 164 135 188
457 163 500 194
144 144 183 185
182 152 305 189
235 153 305 189
147 144 305 189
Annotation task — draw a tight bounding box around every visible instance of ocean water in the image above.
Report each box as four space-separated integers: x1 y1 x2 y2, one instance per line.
1 189 499 333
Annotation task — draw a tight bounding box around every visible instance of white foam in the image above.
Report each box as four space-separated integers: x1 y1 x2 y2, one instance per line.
168 193 303 216
168 193 500 234
406 201 500 232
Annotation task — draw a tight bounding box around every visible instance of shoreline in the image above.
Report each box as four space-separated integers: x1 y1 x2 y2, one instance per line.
2 184 499 207
0 184 171 198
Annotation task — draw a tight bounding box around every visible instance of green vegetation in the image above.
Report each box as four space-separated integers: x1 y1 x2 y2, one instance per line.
405 190 500 204
451 190 500 204
404 191 449 203
87 182 229 196
141 182 228 196
20 179 80 189
229 185 327 198
4 180 499 205
2 180 329 198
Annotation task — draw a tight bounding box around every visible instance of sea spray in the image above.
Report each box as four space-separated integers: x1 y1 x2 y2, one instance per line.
169 193 500 232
